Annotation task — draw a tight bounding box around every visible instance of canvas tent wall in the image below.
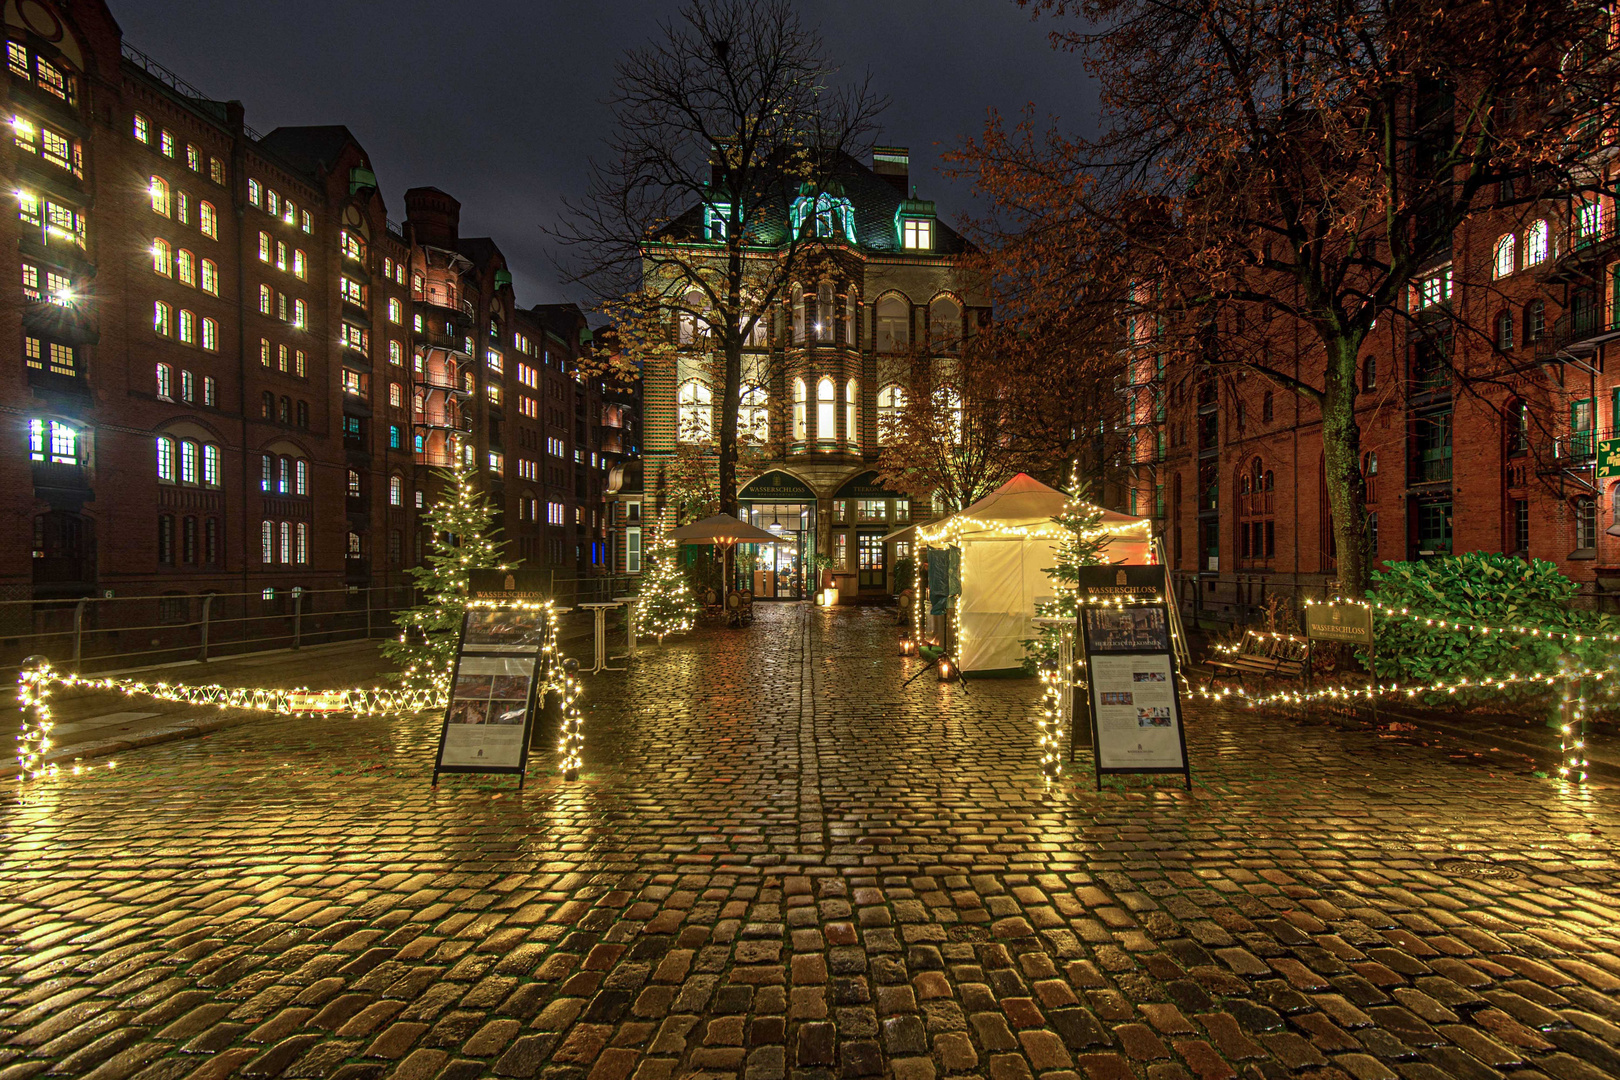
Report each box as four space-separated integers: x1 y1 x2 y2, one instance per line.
918 474 1151 672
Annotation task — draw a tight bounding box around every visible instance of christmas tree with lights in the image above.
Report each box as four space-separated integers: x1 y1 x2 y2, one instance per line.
383 465 506 690
1025 474 1109 671
637 513 696 642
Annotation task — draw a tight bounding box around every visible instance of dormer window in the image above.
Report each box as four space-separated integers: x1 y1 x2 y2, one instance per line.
790 193 855 242
902 218 933 250
705 203 730 241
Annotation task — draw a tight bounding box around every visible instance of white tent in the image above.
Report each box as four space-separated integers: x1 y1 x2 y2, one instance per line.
917 474 1152 673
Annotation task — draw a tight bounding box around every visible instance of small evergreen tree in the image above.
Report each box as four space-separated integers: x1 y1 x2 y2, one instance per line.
383 466 506 690
1025 479 1110 672
637 513 697 642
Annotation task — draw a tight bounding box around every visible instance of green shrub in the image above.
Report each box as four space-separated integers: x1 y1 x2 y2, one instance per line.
1364 552 1617 701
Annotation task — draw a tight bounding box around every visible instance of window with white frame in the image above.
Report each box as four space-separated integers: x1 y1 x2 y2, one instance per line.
877 385 907 444
817 377 836 443
677 380 713 442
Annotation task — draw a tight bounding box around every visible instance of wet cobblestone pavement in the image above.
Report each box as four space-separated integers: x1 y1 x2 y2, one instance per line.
2 603 1618 1080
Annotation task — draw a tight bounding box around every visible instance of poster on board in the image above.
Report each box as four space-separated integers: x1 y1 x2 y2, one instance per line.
433 606 547 786
1073 565 1191 789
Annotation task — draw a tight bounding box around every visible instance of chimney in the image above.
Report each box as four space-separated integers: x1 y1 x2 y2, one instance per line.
872 147 909 194
404 186 461 249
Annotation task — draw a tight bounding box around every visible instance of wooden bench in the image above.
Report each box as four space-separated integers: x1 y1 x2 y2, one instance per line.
1205 630 1308 692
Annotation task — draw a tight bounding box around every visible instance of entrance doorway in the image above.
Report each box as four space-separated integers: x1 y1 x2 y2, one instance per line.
857 531 886 590
743 503 813 599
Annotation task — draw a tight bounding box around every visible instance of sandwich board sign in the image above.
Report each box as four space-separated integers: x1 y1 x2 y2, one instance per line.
431 570 551 788
1073 565 1192 790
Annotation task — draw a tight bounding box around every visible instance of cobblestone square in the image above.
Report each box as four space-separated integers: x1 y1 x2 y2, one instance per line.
1 604 1617 1080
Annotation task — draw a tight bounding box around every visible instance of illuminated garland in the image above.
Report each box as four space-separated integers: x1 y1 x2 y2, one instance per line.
1196 664 1612 709
1307 596 1620 645
637 511 696 642
17 601 588 782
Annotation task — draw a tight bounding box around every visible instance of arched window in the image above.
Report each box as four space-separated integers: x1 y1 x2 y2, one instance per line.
1362 451 1379 502
203 444 220 486
677 289 704 345
1526 220 1549 265
877 385 907 444
295 458 308 495
1238 456 1275 563
279 456 291 493
929 297 961 353
1261 390 1274 423
156 435 175 481
152 237 171 276
389 475 403 506
677 380 713 443
389 382 403 408
1493 234 1516 279
149 176 170 216
178 309 195 344
816 377 836 443
200 201 217 238
201 258 218 295
845 293 856 346
846 379 859 446
259 284 272 315
1496 310 1515 351
176 249 195 286
792 287 806 344
1527 299 1547 342
876 296 909 352
388 298 402 323
739 385 769 443
155 362 172 398
133 113 150 142
817 282 835 342
793 378 808 441
261 391 275 419
1507 400 1530 455
936 387 963 444
179 440 198 484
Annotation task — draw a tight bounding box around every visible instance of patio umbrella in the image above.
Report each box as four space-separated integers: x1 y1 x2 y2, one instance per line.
665 514 783 545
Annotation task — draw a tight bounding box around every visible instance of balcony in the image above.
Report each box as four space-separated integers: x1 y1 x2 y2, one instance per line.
1411 452 1453 484
1534 305 1620 361
1541 212 1620 284
417 366 471 395
416 408 471 432
415 444 457 467
416 320 468 353
415 294 473 327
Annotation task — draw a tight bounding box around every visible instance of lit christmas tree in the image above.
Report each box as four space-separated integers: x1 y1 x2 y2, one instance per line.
637 512 696 642
383 465 507 690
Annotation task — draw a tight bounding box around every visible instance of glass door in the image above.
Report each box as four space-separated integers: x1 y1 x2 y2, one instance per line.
857 532 886 590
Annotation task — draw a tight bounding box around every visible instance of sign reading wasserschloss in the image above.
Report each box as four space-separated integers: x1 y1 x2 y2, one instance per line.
1304 603 1374 644
468 570 552 603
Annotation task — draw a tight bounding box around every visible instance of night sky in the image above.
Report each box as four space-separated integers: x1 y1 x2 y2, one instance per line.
117 1 1099 308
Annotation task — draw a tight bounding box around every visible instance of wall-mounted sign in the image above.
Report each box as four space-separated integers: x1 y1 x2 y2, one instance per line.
740 471 817 501
834 471 905 500
1599 438 1620 479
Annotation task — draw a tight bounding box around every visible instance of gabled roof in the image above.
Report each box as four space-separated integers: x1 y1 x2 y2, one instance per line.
654 149 971 256
256 125 362 180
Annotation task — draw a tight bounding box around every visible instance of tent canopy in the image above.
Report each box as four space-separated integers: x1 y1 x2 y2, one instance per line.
665 514 782 545
917 473 1150 545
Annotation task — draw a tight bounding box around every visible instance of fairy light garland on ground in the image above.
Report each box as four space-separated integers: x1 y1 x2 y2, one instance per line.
17 601 588 783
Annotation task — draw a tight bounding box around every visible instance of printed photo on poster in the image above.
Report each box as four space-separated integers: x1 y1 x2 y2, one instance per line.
1088 653 1186 770
440 656 535 768
461 609 545 654
1082 605 1170 653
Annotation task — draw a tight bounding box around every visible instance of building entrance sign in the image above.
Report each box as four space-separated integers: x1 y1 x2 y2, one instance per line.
1074 565 1192 790
740 471 817 501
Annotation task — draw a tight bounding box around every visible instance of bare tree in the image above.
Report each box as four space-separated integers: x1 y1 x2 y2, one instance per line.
960 0 1620 593
556 0 885 515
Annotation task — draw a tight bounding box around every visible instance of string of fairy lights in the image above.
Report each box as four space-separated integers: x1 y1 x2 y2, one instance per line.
14 600 588 784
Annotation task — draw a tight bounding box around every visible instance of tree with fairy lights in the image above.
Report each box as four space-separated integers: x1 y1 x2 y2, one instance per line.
383 465 506 690
1024 476 1109 673
637 513 696 642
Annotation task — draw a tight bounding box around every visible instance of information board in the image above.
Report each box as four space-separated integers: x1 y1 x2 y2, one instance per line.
1074 565 1192 789
432 606 546 787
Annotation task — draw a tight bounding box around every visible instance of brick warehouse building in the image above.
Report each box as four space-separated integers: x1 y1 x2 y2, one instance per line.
1147 170 1620 622
639 147 988 600
2 0 622 620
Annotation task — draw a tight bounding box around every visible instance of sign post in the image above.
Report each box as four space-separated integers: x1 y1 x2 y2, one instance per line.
432 571 553 789
1073 566 1192 790
1304 602 1377 723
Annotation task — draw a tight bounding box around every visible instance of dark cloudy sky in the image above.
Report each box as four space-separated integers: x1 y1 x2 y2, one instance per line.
117 1 1099 308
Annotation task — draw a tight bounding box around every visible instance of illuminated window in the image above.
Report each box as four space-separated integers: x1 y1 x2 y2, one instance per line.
202 317 218 352
154 301 172 337
341 277 365 306
201 258 218 295
156 435 175 481
846 379 859 446
295 458 308 495
160 130 174 157
937 387 963 444
388 340 403 365
877 385 907 444
389 382 403 407
296 523 308 563
792 288 805 344
276 241 287 272
1411 266 1452 310
203 444 220 486
389 475 403 505
295 350 307 377
176 191 189 225
1493 234 1516 279
150 176 170 216
28 419 78 464
200 201 217 239
180 439 198 484
178 309 195 344
293 249 306 279
300 209 312 234
133 113 149 142
209 158 224 185
677 289 705 344
152 237 171 276
258 285 272 314
204 376 216 406
1526 220 1549 265
677 380 713 443
793 377 807 441
266 190 280 217
817 377 836 443
902 218 933 250
248 179 261 206
739 385 769 443
176 249 195 286
293 299 306 328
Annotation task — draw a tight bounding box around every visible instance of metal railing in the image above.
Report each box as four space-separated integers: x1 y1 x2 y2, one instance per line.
0 574 648 685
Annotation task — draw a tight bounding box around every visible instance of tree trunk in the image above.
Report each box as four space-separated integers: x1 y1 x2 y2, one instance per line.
1319 336 1368 597
717 333 743 517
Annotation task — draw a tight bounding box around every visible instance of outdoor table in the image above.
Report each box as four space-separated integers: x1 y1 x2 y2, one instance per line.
612 595 640 660
578 602 625 674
